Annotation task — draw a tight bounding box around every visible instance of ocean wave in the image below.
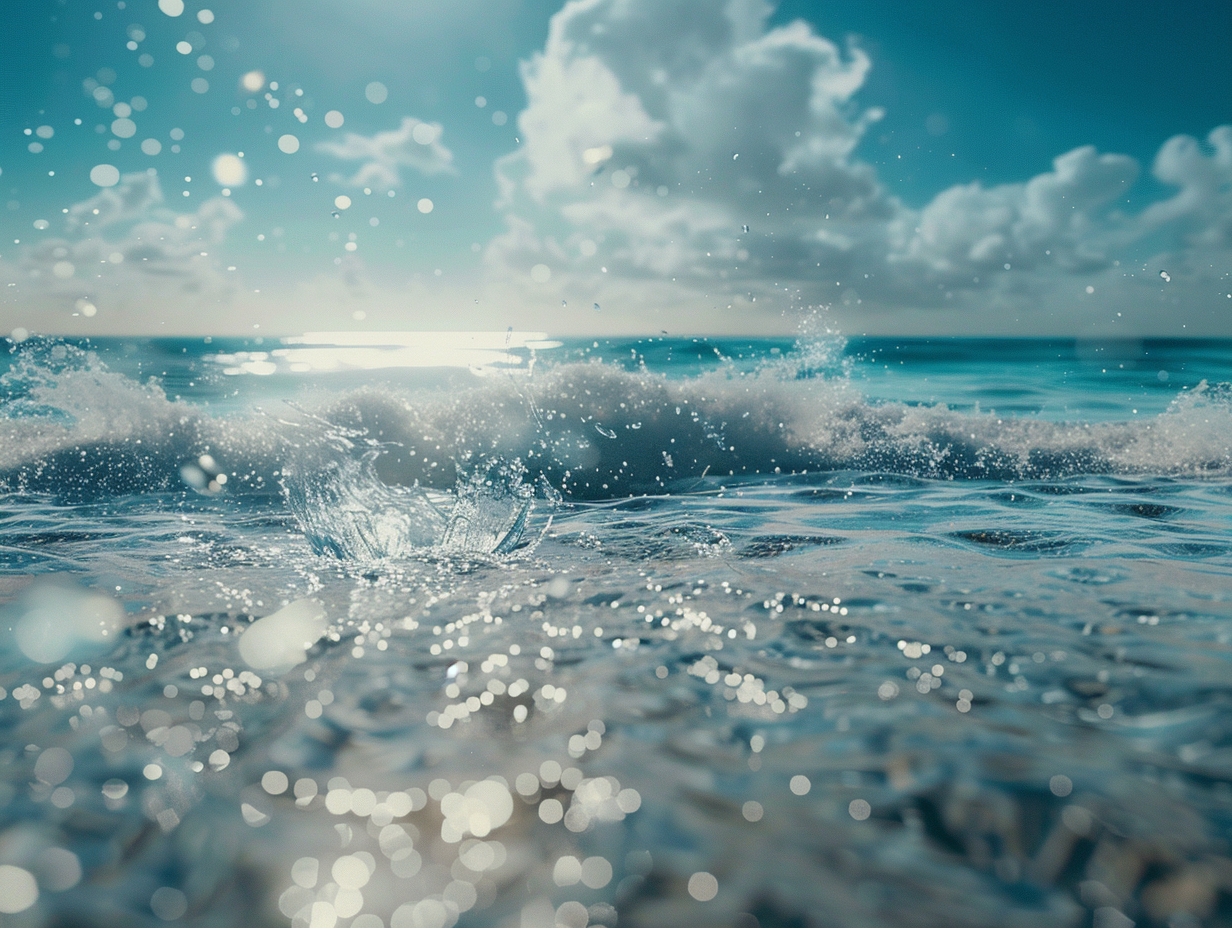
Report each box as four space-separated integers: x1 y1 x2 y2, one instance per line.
2 340 1230 512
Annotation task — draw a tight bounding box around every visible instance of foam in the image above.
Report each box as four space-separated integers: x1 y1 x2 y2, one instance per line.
2 341 1229 522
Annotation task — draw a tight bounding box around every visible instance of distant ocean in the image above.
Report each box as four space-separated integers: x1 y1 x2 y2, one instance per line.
2 333 1231 928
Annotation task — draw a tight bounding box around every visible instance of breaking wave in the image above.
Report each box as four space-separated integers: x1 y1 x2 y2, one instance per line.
2 337 1230 557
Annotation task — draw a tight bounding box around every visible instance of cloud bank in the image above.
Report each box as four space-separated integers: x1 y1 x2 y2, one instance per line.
316 117 456 190
5 170 244 330
487 0 1232 334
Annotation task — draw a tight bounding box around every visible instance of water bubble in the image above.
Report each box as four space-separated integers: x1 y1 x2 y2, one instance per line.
197 8 214 23
142 138 161 155
90 163 120 186
324 110 344 129
530 263 551 283
211 153 246 186
37 848 82 891
688 872 718 902
157 0 184 16
150 887 188 920
0 866 38 914
262 770 289 794
364 81 388 104
417 198 434 214
237 599 328 673
12 581 124 662
35 747 73 785
277 134 300 154
240 70 264 93
175 40 192 54
334 195 351 210
191 78 209 94
849 798 871 820
1159 270 1171 282
412 122 437 145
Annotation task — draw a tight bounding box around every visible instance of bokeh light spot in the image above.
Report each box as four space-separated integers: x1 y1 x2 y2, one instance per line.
90 163 120 186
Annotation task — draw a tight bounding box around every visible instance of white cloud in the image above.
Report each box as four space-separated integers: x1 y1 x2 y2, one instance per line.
316 116 455 190
66 170 165 231
893 145 1139 278
1138 125 1232 246
489 0 893 303
486 0 1232 333
6 170 244 327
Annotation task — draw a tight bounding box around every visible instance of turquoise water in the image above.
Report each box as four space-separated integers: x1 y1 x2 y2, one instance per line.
2 335 1232 928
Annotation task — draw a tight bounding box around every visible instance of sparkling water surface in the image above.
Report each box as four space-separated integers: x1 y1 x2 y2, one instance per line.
2 335 1232 928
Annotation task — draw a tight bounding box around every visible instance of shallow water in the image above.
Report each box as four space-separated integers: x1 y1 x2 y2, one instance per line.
1 335 1231 928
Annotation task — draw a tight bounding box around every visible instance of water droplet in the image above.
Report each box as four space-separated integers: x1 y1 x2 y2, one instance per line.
330 210 340 218
1159 270 1171 282
593 302 600 312
742 224 749 233
310 172 318 182
561 300 567 307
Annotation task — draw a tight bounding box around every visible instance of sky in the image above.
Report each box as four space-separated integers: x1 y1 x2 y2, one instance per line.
1 0 1230 338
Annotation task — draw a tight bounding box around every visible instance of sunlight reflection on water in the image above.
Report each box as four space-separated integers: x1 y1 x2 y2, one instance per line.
205 331 562 376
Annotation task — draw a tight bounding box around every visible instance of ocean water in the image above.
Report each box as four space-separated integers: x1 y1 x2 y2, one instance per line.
2 332 1232 928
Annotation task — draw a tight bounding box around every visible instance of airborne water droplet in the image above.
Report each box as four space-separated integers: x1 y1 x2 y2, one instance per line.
742 224 749 233
1159 270 1171 282
311 173 318 182
593 302 600 312
331 210 340 218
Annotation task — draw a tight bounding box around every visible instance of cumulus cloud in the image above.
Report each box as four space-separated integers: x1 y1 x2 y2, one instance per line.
1138 125 1232 246
8 170 244 325
487 0 1232 331
66 171 165 231
489 0 894 302
892 145 1139 279
316 116 455 190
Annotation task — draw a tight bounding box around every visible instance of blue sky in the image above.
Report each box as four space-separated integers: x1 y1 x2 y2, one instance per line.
2 0 1230 337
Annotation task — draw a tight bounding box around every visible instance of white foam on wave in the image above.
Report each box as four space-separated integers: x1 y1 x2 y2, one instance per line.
2 340 1229 517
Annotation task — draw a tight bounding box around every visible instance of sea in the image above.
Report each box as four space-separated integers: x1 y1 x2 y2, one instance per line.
1 331 1231 928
